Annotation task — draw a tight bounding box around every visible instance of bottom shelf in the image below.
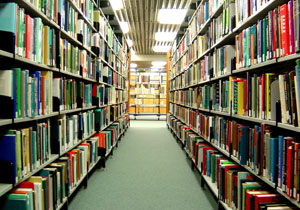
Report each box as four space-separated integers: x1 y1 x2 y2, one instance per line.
202 175 218 198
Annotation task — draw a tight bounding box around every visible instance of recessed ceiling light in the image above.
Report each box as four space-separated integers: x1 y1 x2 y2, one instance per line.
127 39 133 47
158 9 188 24
130 63 137 68
153 45 171 52
109 0 123 10
120 21 129 33
155 32 177 41
131 49 135 55
152 61 166 66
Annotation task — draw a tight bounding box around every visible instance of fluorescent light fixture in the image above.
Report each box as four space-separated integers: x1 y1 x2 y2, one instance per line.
127 39 133 47
155 32 177 41
130 63 137 68
153 45 171 52
158 9 188 24
131 49 135 55
120 21 129 33
130 68 136 72
152 61 166 66
109 0 123 10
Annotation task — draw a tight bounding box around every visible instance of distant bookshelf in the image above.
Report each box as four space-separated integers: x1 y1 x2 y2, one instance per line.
130 69 167 119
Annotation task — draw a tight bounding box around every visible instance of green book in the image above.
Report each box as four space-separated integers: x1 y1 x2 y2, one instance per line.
2 193 30 210
14 68 21 118
262 18 267 62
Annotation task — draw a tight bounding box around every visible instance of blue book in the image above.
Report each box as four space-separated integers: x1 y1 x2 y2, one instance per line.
34 72 41 115
0 132 17 183
278 135 283 188
240 126 249 164
269 137 278 183
206 150 212 176
0 3 17 34
31 131 36 169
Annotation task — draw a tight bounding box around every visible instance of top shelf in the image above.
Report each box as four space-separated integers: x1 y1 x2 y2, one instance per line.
171 0 284 65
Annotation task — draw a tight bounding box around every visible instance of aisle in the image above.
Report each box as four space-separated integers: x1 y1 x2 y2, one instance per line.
69 121 217 210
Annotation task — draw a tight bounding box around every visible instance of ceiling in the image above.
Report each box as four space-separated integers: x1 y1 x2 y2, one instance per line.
100 0 197 55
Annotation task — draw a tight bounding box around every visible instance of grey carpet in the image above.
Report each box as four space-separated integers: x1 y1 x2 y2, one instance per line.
68 120 218 210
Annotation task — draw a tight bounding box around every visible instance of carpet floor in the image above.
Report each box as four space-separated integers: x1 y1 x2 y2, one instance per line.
69 120 218 210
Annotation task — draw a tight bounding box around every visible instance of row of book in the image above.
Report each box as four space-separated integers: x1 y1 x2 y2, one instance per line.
169 106 300 203
0 68 127 120
172 0 300 77
60 38 95 80
172 0 235 68
92 84 126 107
236 1 300 69
171 44 235 84
95 104 127 132
0 3 57 65
0 2 128 78
93 10 124 58
168 114 299 208
0 114 129 210
0 137 99 210
171 60 300 126
51 110 95 155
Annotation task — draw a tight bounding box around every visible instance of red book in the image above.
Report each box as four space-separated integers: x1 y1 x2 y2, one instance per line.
294 143 299 199
68 150 77 186
222 164 239 201
227 121 231 152
279 4 290 56
25 15 31 59
94 132 106 148
287 145 293 197
245 191 269 210
92 84 98 98
18 181 35 191
240 32 243 67
254 194 281 210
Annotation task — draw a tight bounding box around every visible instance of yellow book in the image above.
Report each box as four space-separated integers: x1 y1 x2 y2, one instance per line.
27 176 45 210
43 26 48 65
237 81 244 115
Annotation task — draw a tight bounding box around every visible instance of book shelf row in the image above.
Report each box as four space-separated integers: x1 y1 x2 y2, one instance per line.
0 1 129 81
170 58 300 130
0 0 130 209
0 115 129 210
170 0 299 84
167 113 300 209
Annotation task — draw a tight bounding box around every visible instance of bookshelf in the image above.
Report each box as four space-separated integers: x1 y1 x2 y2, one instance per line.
0 0 130 209
130 69 167 119
168 0 300 209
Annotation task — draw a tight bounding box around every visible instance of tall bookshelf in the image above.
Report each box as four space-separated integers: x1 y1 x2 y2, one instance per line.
168 0 300 209
0 0 130 209
130 69 167 120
